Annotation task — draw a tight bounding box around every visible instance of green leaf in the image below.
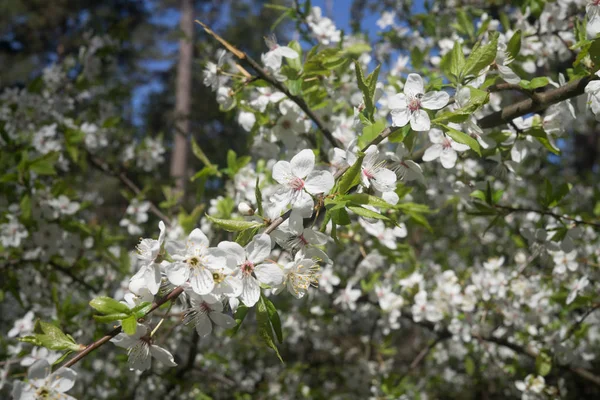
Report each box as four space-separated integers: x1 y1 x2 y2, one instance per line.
206 215 262 232
331 208 351 225
549 183 572 207
465 356 475 376
456 10 475 40
338 154 364 194
523 127 560 155
262 296 283 343
231 305 249 335
462 33 499 79
30 320 81 352
90 296 132 315
20 194 32 221
506 29 522 61
257 295 284 363
121 315 138 335
359 120 386 149
536 352 552 377
255 178 264 216
191 137 217 170
347 205 390 221
433 87 489 124
342 43 372 56
93 313 131 323
520 77 549 90
28 152 59 176
355 62 380 122
439 124 482 156
342 193 396 209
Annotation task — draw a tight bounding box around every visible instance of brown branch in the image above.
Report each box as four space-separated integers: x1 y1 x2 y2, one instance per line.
494 204 600 228
487 82 541 102
478 74 599 129
195 20 342 149
62 286 185 369
86 151 172 226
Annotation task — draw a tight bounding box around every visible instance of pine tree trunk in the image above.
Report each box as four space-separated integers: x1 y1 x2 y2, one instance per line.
170 0 193 193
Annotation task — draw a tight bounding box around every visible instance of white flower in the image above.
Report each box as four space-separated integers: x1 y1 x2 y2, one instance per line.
238 111 256 132
111 324 176 371
12 359 77 400
279 257 320 299
272 210 329 261
262 34 298 72
551 250 578 274
495 41 520 84
218 234 283 307
333 285 362 311
422 128 470 169
375 284 404 312
8 311 35 338
390 143 425 184
0 215 29 248
587 2 600 37
271 149 334 213
183 294 236 337
47 195 80 216
515 374 545 397
584 73 600 121
357 145 397 194
376 11 396 29
130 221 166 295
389 73 449 131
483 256 505 271
318 267 340 294
165 228 231 295
306 7 341 45
567 276 589 305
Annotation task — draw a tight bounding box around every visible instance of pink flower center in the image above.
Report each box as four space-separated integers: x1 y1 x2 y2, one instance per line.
362 169 374 179
199 302 212 313
241 260 254 275
408 97 421 112
442 137 453 150
299 234 309 245
290 177 305 191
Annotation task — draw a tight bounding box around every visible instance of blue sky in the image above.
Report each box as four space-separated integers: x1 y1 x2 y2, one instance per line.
131 0 422 125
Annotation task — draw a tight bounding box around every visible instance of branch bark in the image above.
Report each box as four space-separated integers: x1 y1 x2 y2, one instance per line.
478 74 599 129
170 0 194 192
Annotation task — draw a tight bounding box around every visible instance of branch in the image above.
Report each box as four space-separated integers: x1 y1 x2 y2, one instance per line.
494 204 600 228
478 74 599 129
195 20 342 149
62 286 185 369
487 82 541 102
86 151 172 226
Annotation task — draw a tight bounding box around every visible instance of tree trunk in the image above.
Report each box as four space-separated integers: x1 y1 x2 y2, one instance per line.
170 0 194 193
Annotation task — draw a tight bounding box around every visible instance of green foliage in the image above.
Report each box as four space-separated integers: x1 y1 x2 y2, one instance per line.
256 294 284 363
206 215 263 232
19 320 81 352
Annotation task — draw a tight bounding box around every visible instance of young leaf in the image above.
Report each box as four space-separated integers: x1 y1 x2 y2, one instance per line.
338 154 365 195
121 315 138 336
439 124 482 156
462 33 499 79
255 178 264 216
206 215 263 232
506 29 522 61
262 296 283 343
256 296 284 363
90 296 132 315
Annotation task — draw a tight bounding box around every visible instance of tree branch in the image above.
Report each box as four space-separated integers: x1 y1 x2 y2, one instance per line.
86 151 172 226
494 204 600 228
195 20 342 149
62 286 185 369
478 74 599 129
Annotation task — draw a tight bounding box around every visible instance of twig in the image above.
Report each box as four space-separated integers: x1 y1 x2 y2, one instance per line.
562 303 600 343
487 82 541 102
86 152 172 226
195 20 342 149
62 286 185 369
494 204 600 228
478 74 600 129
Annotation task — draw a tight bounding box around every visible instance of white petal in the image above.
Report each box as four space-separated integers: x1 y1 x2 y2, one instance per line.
372 168 397 192
305 170 335 195
255 263 284 286
187 228 209 250
217 241 246 265
28 359 50 381
421 91 449 110
388 93 407 110
49 368 77 392
428 128 444 144
451 141 470 152
382 191 399 205
240 276 260 307
498 65 521 84
404 73 424 97
150 345 177 366
166 262 189 286
145 264 161 295
272 161 292 184
190 267 215 295
128 342 151 371
209 312 237 329
223 275 243 297
291 149 315 178
422 144 442 162
247 234 272 264
440 149 458 169
302 229 329 245
192 311 212 337
410 109 430 132
276 46 299 58
391 108 410 127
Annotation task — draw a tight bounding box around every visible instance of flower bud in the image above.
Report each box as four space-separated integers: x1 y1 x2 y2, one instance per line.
237 202 254 216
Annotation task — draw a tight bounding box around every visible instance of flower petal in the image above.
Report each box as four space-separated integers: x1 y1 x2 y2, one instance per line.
390 108 410 127
240 276 260 307
421 90 449 110
187 228 209 250
410 109 430 131
217 241 246 265
440 149 458 169
49 368 77 392
422 144 442 162
150 345 177 366
209 312 237 329
166 262 189 286
305 170 335 195
190 267 215 295
255 263 284 286
272 161 292 184
404 73 424 97
290 149 315 178
388 93 407 110
246 234 272 264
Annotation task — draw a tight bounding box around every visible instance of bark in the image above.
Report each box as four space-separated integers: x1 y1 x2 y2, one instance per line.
170 0 194 192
